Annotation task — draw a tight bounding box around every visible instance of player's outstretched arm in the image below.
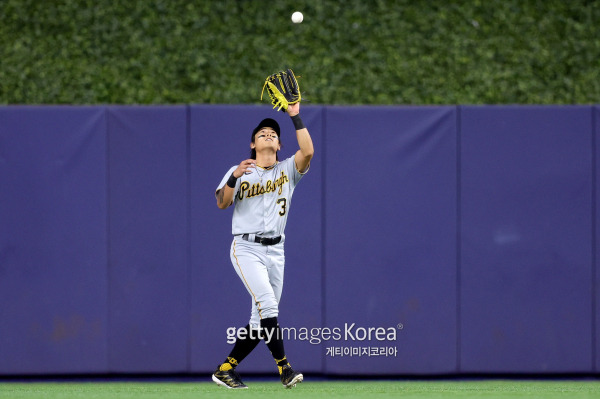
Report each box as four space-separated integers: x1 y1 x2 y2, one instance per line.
216 159 256 209
287 103 314 173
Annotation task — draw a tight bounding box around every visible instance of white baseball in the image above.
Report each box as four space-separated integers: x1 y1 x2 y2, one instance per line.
291 11 303 24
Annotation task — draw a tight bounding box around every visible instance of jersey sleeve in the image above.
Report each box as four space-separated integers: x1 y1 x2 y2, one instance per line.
285 155 308 187
216 166 239 195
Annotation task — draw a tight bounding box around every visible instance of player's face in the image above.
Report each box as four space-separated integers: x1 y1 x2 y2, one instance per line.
252 128 280 151
256 128 279 141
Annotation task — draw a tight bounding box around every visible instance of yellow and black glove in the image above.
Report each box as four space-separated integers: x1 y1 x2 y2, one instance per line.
261 69 301 112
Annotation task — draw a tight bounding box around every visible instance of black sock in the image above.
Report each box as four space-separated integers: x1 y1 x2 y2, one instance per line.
223 324 261 368
260 317 289 367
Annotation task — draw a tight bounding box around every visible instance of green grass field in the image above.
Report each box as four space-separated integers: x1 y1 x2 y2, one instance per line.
1 380 599 399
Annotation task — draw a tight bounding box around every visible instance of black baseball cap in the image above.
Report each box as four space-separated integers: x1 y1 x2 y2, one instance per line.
252 118 280 140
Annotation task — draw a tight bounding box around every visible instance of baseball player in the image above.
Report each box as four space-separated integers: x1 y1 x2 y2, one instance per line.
212 102 314 389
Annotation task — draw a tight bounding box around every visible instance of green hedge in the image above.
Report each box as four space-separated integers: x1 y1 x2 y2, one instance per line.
1 0 598 104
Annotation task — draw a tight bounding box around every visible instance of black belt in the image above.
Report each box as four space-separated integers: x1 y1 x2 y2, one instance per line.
241 234 282 246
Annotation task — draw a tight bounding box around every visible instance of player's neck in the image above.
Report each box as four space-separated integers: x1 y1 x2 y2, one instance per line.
255 153 277 168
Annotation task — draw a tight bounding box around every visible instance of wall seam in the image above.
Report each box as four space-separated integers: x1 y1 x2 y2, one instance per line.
105 106 112 373
592 105 597 373
456 105 462 373
186 105 193 373
321 106 327 375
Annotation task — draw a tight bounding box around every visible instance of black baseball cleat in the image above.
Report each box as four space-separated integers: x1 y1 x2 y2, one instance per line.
212 366 248 389
280 364 303 388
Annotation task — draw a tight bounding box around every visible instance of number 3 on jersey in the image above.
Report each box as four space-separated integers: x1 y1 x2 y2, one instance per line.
276 198 287 216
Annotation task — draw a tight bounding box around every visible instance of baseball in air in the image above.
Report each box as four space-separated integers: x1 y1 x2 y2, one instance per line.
291 11 303 24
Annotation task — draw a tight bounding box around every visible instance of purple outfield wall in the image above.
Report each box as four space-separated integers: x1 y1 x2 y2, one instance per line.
0 105 597 375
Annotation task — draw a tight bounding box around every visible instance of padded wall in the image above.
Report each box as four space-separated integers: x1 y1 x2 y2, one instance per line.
0 105 597 375
106 106 189 372
323 106 458 374
460 106 593 372
0 107 108 374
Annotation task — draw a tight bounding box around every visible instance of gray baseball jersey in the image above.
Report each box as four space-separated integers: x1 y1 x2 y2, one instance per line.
217 156 307 237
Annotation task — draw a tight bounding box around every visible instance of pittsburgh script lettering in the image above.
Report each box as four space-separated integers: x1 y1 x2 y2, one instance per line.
237 171 289 201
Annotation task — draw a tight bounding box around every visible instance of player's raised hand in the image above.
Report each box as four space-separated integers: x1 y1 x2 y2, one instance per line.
286 102 300 117
233 159 256 178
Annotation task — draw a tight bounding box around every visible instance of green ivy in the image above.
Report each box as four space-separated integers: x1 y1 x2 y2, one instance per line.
1 0 598 104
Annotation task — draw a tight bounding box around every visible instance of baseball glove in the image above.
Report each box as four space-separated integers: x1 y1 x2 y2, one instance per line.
260 69 301 112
